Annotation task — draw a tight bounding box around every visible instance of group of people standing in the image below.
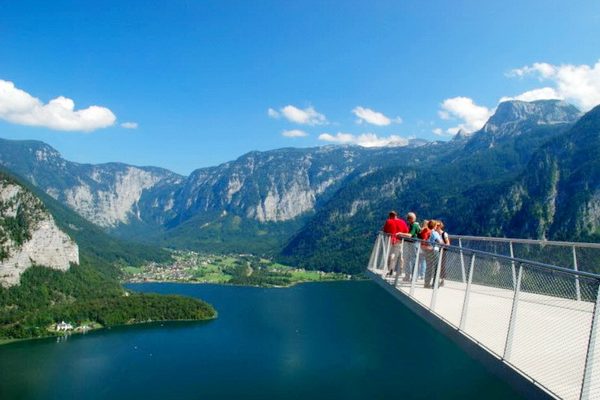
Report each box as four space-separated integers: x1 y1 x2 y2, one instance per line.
382 211 450 288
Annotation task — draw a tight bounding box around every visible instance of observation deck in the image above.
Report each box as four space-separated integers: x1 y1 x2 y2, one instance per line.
367 233 600 400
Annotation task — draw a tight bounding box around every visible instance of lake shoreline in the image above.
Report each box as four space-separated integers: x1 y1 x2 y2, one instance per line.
1 279 366 347
1 279 363 347
0 314 217 347
122 275 366 289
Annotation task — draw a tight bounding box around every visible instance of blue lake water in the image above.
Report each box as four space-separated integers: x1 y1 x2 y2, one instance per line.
0 281 522 399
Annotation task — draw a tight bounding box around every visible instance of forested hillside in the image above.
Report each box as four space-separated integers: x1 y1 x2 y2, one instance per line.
0 171 215 341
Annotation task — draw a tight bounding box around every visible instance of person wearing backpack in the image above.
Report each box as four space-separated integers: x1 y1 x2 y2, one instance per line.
424 220 443 288
418 220 431 280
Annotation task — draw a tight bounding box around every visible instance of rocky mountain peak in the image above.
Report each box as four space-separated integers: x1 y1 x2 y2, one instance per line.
407 138 430 147
482 100 581 135
451 129 473 142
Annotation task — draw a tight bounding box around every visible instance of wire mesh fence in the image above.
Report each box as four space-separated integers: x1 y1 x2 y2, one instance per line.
454 235 600 275
367 232 600 400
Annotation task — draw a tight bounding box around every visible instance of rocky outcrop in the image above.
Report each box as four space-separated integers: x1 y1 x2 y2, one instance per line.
171 147 366 224
482 100 581 136
0 177 79 287
61 166 174 227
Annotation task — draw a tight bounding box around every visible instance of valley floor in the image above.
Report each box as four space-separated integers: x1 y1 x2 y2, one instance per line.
123 251 352 287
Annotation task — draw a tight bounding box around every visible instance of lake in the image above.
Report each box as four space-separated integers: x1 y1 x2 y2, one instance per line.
0 281 521 399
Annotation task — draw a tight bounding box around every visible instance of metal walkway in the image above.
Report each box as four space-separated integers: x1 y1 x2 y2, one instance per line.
367 233 600 400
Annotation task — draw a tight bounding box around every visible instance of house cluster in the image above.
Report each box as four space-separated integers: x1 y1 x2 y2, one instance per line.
55 321 73 331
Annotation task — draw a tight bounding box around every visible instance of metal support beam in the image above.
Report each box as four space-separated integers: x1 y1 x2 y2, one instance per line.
574 246 582 301
378 235 389 272
373 234 382 271
504 264 523 362
459 253 476 331
410 244 421 296
509 241 517 290
383 235 391 274
367 234 379 270
459 238 466 284
430 248 444 311
581 282 600 400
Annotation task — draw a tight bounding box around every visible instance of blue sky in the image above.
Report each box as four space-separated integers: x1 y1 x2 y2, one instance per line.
1 0 599 174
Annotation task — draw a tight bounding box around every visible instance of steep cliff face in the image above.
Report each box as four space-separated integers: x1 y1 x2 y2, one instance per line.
0 175 79 287
63 165 186 227
172 147 363 225
170 140 444 224
154 142 454 253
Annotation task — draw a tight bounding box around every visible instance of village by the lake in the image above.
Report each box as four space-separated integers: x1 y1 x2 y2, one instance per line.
124 250 352 287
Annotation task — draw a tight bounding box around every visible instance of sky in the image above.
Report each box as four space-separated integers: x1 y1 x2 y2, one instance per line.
1 0 600 175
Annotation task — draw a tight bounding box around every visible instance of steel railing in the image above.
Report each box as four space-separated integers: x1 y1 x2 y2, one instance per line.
367 232 600 400
452 234 600 276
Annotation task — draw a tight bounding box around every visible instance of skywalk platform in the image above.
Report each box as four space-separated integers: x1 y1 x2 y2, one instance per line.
367 234 600 400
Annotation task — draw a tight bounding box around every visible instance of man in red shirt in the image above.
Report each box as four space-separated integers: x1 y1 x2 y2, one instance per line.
382 211 409 276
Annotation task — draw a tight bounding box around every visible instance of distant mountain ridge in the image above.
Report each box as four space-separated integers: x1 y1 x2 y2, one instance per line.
1 99 598 273
0 134 451 253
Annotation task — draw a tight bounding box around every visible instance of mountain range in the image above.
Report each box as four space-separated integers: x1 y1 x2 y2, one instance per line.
1 99 599 274
0 130 449 253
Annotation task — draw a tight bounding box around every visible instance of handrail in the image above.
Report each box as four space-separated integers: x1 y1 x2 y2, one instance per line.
377 232 600 280
452 234 600 249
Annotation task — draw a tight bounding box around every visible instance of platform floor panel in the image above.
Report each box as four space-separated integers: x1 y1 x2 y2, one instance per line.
371 268 597 400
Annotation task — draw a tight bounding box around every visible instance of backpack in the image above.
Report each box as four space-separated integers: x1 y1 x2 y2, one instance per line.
441 231 450 245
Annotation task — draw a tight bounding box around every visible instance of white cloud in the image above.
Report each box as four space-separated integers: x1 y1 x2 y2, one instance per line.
120 121 138 129
510 63 556 79
318 132 410 147
0 79 116 132
281 129 308 138
352 106 402 126
432 128 449 137
268 105 327 125
318 132 354 144
438 96 493 134
499 87 561 103
507 60 600 110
